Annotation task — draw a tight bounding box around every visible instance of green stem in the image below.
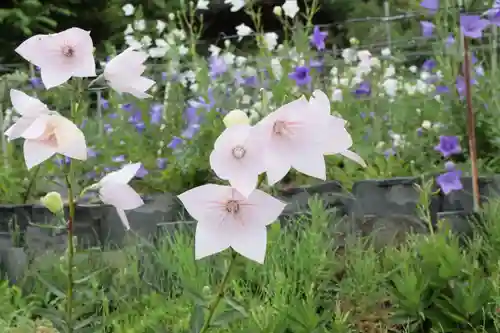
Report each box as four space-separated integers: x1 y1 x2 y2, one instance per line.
200 250 238 333
22 164 41 203
64 163 76 333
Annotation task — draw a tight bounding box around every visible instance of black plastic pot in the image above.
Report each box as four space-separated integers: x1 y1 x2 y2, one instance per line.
100 193 186 247
0 204 33 232
436 211 481 238
278 181 352 217
439 176 500 213
25 225 67 254
3 247 28 284
349 177 439 222
31 203 110 249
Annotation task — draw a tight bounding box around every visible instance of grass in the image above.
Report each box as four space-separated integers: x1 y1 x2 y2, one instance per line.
0 197 498 332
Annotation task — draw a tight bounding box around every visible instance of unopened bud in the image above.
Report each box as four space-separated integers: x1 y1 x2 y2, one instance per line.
41 192 64 214
223 109 250 128
273 6 282 17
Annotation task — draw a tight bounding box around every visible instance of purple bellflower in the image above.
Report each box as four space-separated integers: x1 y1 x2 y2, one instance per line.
310 26 328 50
434 135 461 158
420 21 435 37
460 15 490 38
289 66 312 86
420 0 439 14
436 162 463 194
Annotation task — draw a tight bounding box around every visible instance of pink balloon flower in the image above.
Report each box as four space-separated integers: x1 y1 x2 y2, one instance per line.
178 184 286 263
308 90 366 167
96 163 144 230
103 47 156 99
209 124 266 197
19 112 88 169
15 27 96 89
4 89 50 141
253 96 333 185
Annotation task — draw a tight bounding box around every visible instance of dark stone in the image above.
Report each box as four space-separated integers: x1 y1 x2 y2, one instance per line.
439 176 500 213
331 214 429 251
279 181 352 217
349 177 440 224
436 211 481 238
101 193 186 247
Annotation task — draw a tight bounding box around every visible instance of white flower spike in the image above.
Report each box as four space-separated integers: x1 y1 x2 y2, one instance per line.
104 47 155 99
97 163 144 230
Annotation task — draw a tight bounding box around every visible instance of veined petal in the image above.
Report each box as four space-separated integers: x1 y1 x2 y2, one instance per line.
339 150 367 167
100 163 141 184
21 115 49 140
14 34 48 67
242 189 286 226
40 66 73 89
100 183 144 210
5 117 35 141
291 149 327 180
116 208 131 230
178 184 232 223
23 139 56 169
52 115 87 160
195 222 232 260
230 225 267 263
10 89 49 116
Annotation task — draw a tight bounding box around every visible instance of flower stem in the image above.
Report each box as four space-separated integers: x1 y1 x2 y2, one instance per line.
200 250 238 333
22 164 41 203
462 36 481 212
63 163 76 333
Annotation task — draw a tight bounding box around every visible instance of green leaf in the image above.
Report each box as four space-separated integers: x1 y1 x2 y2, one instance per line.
224 296 249 317
189 304 205 333
211 309 247 328
33 272 66 299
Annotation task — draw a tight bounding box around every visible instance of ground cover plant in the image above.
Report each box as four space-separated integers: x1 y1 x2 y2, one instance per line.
2 0 500 332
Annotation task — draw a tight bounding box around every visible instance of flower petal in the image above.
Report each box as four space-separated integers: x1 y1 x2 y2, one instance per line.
116 208 131 230
291 149 327 180
209 125 265 197
242 189 286 226
100 163 141 184
23 139 56 169
10 89 48 116
52 115 87 160
40 67 73 89
340 150 367 167
100 183 144 210
178 184 232 223
21 115 49 140
14 34 48 67
5 117 35 141
59 28 96 77
195 222 232 260
309 89 331 115
230 225 267 263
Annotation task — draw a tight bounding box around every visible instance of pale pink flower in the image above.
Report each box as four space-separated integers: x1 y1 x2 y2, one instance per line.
178 184 285 263
103 47 155 98
96 163 144 230
253 96 332 185
209 124 266 197
308 89 366 167
20 113 87 169
4 89 50 141
15 27 96 89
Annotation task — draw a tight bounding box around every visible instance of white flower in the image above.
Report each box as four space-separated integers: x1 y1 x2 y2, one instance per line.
236 23 253 41
104 47 155 99
341 48 357 64
409 65 417 73
122 4 135 16
282 0 299 18
224 0 245 12
196 0 209 10
270 58 283 79
178 45 189 56
382 78 398 97
168 13 175 21
331 88 343 101
125 35 142 49
141 35 152 47
421 120 432 129
381 47 391 56
134 19 146 31
209 44 221 55
156 20 167 34
96 163 144 230
149 47 167 58
357 50 372 62
384 65 396 77
263 32 278 51
124 24 134 35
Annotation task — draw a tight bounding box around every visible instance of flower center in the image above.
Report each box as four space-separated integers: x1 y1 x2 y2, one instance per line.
225 200 240 214
273 120 288 135
39 124 58 147
61 45 75 58
232 145 246 159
